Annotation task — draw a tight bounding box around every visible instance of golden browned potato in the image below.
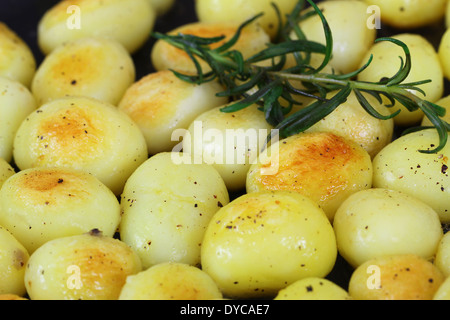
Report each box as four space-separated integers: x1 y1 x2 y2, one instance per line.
0 225 29 297
13 96 148 196
0 77 37 163
31 37 135 106
348 254 445 300
118 70 229 155
151 21 270 75
0 167 121 253
24 230 142 300
119 262 223 300
247 132 373 221
0 23 36 88
38 0 156 55
201 190 337 299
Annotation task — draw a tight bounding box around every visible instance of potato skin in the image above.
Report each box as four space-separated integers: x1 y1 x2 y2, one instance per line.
24 231 142 300
119 152 229 269
0 77 37 163
274 277 351 300
0 158 15 189
247 132 373 221
201 190 337 299
372 129 450 223
118 70 228 155
31 37 135 106
333 188 443 268
119 262 223 300
0 226 29 297
348 254 445 300
38 0 156 55
433 276 450 300
0 23 36 88
434 232 450 278
0 167 121 253
13 96 148 195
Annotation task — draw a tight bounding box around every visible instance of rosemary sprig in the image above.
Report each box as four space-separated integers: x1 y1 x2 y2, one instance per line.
152 0 449 153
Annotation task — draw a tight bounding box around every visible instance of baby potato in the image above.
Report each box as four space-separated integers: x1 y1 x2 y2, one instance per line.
201 190 337 299
357 33 444 126
421 95 450 127
31 37 135 106
195 0 298 39
147 0 175 16
151 21 270 75
13 96 148 196
0 23 36 88
274 277 351 300
118 70 228 155
0 225 29 297
438 29 450 82
348 254 445 300
24 230 142 300
182 103 274 191
38 0 156 55
0 158 14 189
247 132 373 221
305 90 394 158
433 276 450 300
363 0 447 29
372 129 450 223
333 188 443 269
119 152 229 269
0 167 121 253
0 77 37 163
434 232 450 277
119 262 223 300
296 0 376 74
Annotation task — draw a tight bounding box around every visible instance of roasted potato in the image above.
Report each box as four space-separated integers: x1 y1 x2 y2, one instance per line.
274 277 351 300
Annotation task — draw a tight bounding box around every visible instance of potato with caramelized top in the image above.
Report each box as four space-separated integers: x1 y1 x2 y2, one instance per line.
348 254 445 300
13 96 148 196
201 190 337 299
247 132 373 221
118 70 229 155
0 226 29 297
0 167 121 253
38 0 156 55
32 37 135 106
119 262 223 300
24 230 142 300
151 21 270 75
0 23 36 88
0 77 37 163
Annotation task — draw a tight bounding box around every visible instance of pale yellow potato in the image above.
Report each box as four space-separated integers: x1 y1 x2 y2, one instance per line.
0 294 27 300
434 232 450 277
201 190 337 299
0 167 121 253
246 132 373 221
363 0 447 29
24 230 142 300
274 277 351 300
182 103 274 191
38 0 156 55
147 0 175 16
438 29 450 82
433 276 450 300
151 21 270 75
0 77 37 163
0 23 36 88
0 158 14 189
196 0 298 39
372 129 450 223
305 90 394 158
118 70 228 155
421 95 450 127
295 0 376 74
119 152 229 269
13 96 148 196
31 37 135 106
119 262 223 300
0 225 29 297
357 33 444 126
333 188 443 269
348 254 445 300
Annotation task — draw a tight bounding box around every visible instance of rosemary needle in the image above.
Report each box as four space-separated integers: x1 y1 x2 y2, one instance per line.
152 0 450 153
